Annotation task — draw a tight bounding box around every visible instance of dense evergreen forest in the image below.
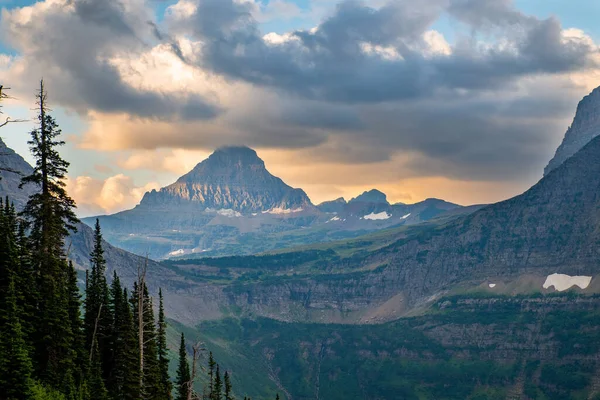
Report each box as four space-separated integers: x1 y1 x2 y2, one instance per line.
0 82 275 400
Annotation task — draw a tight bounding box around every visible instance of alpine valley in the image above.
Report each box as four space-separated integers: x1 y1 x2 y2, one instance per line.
3 85 600 399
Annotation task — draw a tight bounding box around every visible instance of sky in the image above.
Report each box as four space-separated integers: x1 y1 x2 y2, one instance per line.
1 0 600 217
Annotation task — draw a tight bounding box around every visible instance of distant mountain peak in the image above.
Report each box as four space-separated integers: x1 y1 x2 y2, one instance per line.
139 146 313 213
544 85 600 176
349 189 389 205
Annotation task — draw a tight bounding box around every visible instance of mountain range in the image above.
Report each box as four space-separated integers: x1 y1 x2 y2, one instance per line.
84 147 463 259
3 84 600 399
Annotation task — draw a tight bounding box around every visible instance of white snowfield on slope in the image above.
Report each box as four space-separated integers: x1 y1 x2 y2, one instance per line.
543 273 592 291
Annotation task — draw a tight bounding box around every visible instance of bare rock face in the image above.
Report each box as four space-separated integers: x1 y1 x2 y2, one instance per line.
139 146 312 212
544 86 600 176
0 138 36 209
349 189 389 205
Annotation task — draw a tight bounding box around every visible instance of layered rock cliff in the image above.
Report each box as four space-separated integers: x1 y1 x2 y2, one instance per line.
544 85 600 175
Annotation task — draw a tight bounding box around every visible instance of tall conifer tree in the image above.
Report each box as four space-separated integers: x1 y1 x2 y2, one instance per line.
214 365 223 400
20 79 79 389
224 371 233 400
84 219 113 383
122 288 141 400
176 333 190 400
208 352 216 398
157 289 173 399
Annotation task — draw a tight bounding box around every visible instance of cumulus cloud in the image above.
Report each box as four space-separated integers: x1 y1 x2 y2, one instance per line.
1 0 219 120
169 0 598 102
67 174 160 216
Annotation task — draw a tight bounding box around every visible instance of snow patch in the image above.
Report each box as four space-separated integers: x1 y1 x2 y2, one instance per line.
326 216 341 223
169 249 185 256
206 208 242 218
263 207 304 215
217 209 242 218
363 211 392 220
543 273 592 291
488 283 496 288
401 213 411 219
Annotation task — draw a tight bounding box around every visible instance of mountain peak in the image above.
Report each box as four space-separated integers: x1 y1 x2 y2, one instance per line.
210 146 262 163
140 146 313 213
544 85 600 176
349 189 389 205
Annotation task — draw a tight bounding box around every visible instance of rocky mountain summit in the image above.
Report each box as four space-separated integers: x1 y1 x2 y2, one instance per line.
139 146 312 212
348 189 388 205
544 85 600 175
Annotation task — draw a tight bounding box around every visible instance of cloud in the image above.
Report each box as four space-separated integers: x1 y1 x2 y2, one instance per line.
169 0 598 102
1 0 219 120
67 174 160 216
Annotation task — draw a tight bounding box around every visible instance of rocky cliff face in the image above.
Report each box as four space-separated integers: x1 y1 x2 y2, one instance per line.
0 138 36 209
544 85 600 176
139 146 312 212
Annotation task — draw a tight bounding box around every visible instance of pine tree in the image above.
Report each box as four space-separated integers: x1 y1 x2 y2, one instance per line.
224 371 233 400
19 79 79 389
275 394 280 400
122 288 141 400
84 219 113 384
213 365 222 400
109 273 125 399
157 289 173 399
89 337 109 400
130 282 161 399
0 279 34 399
176 333 190 400
143 285 161 400
208 352 216 398
67 260 87 389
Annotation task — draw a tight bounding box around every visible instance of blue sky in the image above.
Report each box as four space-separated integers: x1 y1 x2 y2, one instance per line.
1 0 600 215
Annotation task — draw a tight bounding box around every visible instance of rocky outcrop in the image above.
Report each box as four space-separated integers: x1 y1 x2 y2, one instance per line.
349 189 389 205
139 146 313 212
0 137 36 209
544 85 600 176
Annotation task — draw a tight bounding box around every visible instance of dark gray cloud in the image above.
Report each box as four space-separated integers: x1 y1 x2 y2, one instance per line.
172 0 597 103
2 0 219 120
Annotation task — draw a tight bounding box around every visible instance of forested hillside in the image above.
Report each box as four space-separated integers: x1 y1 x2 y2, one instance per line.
0 82 275 400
